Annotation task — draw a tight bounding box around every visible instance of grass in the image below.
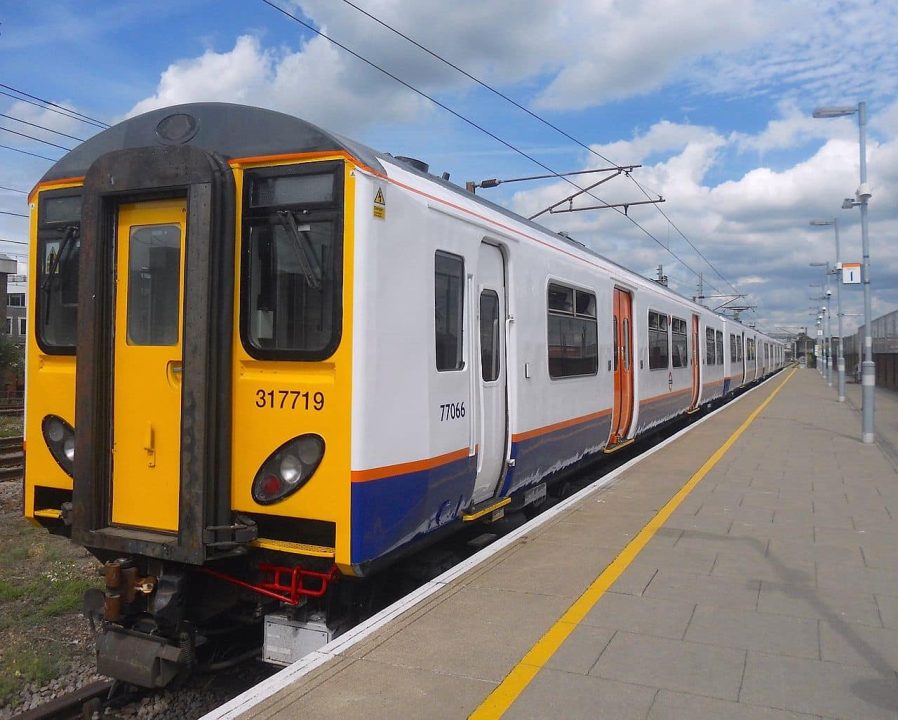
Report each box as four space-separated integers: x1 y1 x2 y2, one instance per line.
0 415 22 438
0 509 102 709
0 636 64 705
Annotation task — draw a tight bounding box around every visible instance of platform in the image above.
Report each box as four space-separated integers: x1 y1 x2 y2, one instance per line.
207 368 898 720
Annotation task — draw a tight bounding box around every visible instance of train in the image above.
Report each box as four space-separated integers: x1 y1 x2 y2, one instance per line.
24 102 784 687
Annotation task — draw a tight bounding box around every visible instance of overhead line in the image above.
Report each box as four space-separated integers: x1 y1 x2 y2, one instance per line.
0 83 110 128
0 126 73 152
0 112 87 143
334 0 739 295
261 1 725 296
0 209 29 218
0 89 108 131
0 185 28 194
0 142 58 162
0 237 28 245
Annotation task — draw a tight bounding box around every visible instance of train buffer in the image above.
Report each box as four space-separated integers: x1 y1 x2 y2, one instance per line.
204 368 898 720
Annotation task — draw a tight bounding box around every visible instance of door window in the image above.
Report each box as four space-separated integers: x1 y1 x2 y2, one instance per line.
479 290 500 382
126 224 181 346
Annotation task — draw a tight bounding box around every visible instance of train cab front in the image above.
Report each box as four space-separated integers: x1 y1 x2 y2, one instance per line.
23 104 358 688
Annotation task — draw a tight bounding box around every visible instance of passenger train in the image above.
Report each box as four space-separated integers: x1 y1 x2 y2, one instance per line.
24 103 783 686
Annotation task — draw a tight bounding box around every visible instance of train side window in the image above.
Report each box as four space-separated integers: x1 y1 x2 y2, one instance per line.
435 251 465 371
479 290 500 381
36 191 82 354
716 330 724 365
671 317 687 368
730 334 737 362
547 283 597 378
648 310 668 370
705 327 716 364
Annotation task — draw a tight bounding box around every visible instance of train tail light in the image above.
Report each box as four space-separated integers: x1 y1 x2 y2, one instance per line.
251 434 325 505
42 415 75 477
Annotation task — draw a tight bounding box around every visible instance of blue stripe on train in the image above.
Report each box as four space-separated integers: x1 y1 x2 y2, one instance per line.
350 454 476 565
350 413 612 566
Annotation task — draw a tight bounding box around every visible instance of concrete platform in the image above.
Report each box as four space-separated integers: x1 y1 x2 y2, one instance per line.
207 368 898 720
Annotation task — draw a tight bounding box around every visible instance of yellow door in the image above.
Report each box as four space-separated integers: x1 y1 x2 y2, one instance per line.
111 199 186 532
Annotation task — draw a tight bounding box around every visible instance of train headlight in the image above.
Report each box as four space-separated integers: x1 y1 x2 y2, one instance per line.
251 434 325 505
42 415 75 477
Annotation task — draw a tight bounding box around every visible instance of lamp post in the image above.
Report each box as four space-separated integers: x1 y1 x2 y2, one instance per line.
809 288 828 378
813 101 874 443
810 219 845 401
809 267 833 386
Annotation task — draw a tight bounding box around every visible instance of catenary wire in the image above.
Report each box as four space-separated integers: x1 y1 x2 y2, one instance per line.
0 113 87 143
0 83 109 129
0 89 107 131
0 126 73 152
0 185 28 194
0 209 29 218
0 142 58 162
260 1 725 296
334 0 739 297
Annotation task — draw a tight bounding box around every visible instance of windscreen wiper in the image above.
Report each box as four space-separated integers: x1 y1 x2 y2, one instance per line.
277 210 322 290
41 224 79 324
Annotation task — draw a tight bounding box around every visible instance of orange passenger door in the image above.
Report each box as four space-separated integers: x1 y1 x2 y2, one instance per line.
111 199 186 532
609 288 633 445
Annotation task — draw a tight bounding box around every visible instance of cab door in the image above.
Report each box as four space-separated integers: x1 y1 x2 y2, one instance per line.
111 199 186 532
470 243 507 505
609 288 633 445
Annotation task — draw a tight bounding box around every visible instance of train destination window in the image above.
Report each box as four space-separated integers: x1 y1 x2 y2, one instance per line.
705 327 716 365
435 252 464 371
648 311 668 370
36 191 82 354
671 317 687 368
716 330 724 365
648 310 669 370
547 283 597 378
251 173 334 207
480 290 500 382
127 225 181 346
242 162 343 360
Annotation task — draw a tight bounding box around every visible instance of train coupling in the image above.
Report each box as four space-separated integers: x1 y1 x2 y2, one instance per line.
95 626 189 688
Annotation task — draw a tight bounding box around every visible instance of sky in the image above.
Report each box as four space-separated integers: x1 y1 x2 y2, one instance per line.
1 0 896 337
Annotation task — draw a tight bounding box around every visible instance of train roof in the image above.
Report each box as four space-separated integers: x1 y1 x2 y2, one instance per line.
38 102 387 183
38 102 775 341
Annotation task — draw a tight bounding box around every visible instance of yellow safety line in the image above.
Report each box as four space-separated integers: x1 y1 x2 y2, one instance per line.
469 368 797 719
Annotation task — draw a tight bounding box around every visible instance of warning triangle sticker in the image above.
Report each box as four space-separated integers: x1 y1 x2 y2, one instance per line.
374 188 385 205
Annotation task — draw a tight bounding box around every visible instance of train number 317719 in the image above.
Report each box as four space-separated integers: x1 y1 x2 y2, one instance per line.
255 389 325 411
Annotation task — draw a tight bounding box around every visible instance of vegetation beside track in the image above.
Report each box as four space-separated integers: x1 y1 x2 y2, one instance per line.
0 468 103 710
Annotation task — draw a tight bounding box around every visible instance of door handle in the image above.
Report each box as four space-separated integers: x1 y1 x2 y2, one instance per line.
145 423 156 468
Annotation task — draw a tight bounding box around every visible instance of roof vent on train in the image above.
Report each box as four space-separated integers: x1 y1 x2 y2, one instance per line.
155 113 199 145
393 156 429 173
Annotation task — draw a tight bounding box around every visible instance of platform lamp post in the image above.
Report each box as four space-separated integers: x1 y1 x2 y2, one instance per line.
809 266 833 387
809 287 828 378
810 219 845 401
813 101 874 443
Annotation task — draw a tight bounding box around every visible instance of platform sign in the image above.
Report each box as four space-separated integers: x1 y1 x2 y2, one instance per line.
842 262 861 284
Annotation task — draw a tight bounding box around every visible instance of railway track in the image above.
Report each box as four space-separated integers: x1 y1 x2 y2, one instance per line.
10 680 115 720
0 435 23 481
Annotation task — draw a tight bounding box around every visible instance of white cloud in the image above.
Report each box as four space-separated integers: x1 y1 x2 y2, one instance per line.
127 34 428 134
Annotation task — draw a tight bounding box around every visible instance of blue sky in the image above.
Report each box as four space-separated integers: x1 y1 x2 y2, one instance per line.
1 0 897 336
